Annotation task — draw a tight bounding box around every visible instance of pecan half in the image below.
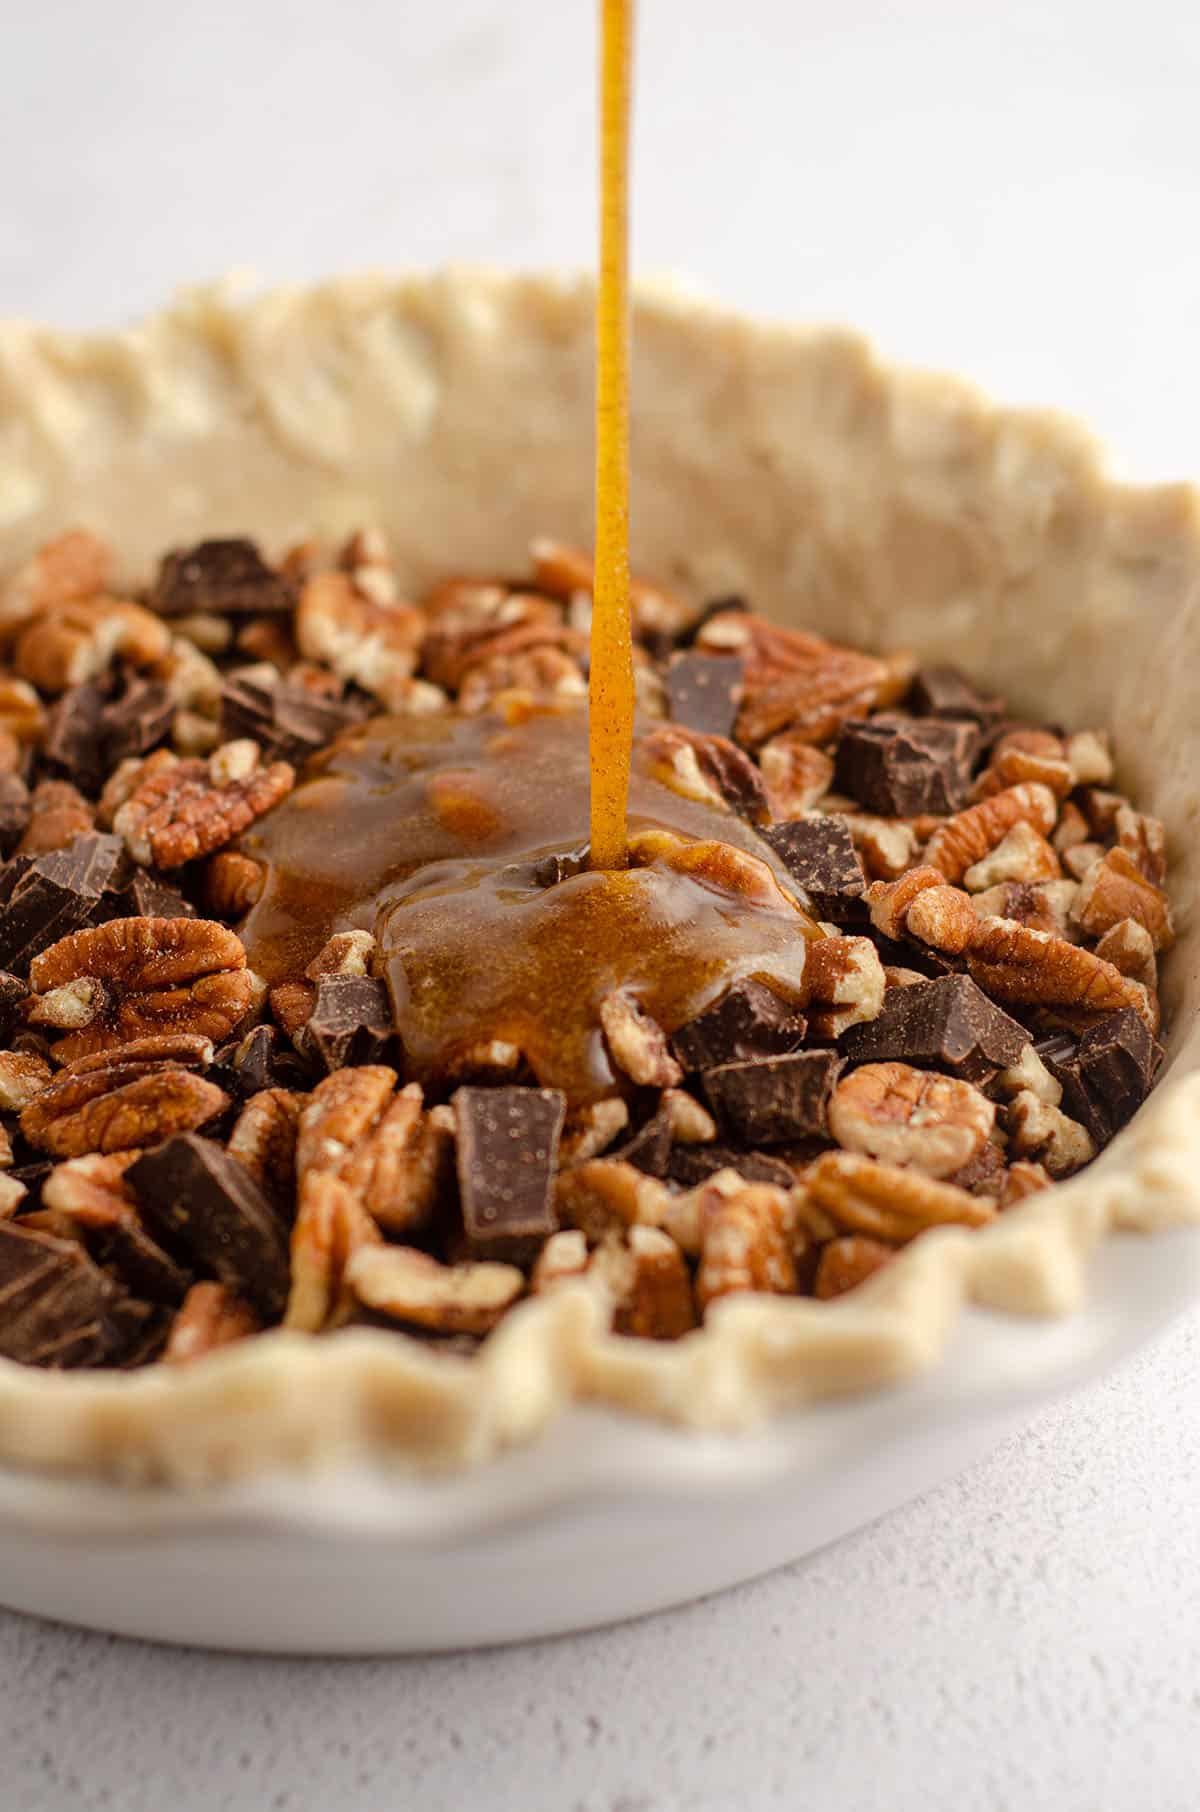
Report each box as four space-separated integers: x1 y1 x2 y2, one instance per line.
294 1069 449 1238
20 1036 228 1158
163 1281 261 1363
966 918 1154 1028
28 918 255 1063
112 742 294 868
284 1171 383 1333
345 1243 524 1336
801 1150 995 1240
923 783 1058 883
814 1235 894 1299
698 611 910 748
695 1179 796 1309
828 1062 995 1178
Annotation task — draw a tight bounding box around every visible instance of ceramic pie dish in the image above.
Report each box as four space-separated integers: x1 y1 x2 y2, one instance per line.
0 269 1198 1651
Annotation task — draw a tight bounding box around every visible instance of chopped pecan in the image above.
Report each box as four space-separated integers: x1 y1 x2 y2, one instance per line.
531 1228 590 1291
1007 1090 1096 1177
340 527 398 607
1065 730 1113 787
0 1048 53 1111
1063 841 1105 881
698 610 910 747
599 992 683 1088
15 596 170 694
0 529 113 640
814 1235 894 1299
227 1087 304 1204
975 728 1072 799
802 1150 995 1240
0 1173 27 1218
632 831 803 917
555 1157 673 1244
1114 804 1167 888
345 1243 523 1336
20 1036 228 1158
996 1043 1063 1105
331 1080 451 1237
0 675 46 746
1070 847 1174 951
97 748 175 827
923 783 1058 883
801 933 885 1036
163 1281 261 1363
558 1098 630 1167
695 1180 796 1310
154 636 223 713
758 734 834 820
112 741 294 867
284 1171 382 1333
662 1087 717 1144
269 979 316 1040
966 918 1154 1028
294 1065 397 1177
970 878 1080 940
28 917 254 1063
424 604 574 692
827 1062 995 1178
999 1159 1054 1207
458 644 584 713
305 929 377 979
529 538 695 641
16 780 94 856
1052 800 1091 855
591 1226 697 1338
642 725 768 822
205 851 266 919
962 821 1061 891
295 571 424 709
836 812 920 881
1093 918 1157 989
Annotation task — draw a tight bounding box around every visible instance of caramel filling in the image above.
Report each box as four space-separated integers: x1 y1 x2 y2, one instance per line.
241 703 816 1104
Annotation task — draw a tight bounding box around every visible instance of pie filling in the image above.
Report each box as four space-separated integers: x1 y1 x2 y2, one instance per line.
0 528 1172 1364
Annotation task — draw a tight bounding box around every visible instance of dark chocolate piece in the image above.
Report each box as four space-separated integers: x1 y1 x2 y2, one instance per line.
221 669 362 766
218 1023 287 1095
96 867 196 922
758 817 866 922
303 976 395 1072
453 1085 566 1262
608 1105 673 1177
0 774 31 855
946 1139 1008 1196
0 1219 126 1367
1034 1032 1104 1142
128 1134 290 1319
671 978 805 1072
99 678 174 766
0 834 128 971
702 1050 842 1145
666 1143 797 1190
92 1218 194 1307
0 971 29 1044
833 714 979 817
909 665 1005 729
42 682 108 792
841 974 1026 1083
665 652 744 739
1041 1010 1165 1143
151 538 296 617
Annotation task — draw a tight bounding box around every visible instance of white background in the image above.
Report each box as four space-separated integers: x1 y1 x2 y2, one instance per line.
3 2 1200 1807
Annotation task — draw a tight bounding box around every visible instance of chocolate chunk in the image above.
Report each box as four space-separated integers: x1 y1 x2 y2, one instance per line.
0 1219 126 1367
128 1134 290 1319
665 652 744 739
1042 1009 1165 1144
0 971 29 1044
217 1023 287 1095
113 1300 171 1369
671 978 805 1072
667 1143 797 1190
945 1138 1007 1196
92 1218 194 1307
151 538 296 617
303 976 394 1072
758 817 866 922
841 974 1026 1083
453 1085 566 1262
833 714 979 816
96 867 196 922
909 665 1005 729
0 834 128 971
702 1050 842 1145
42 682 108 792
609 1105 673 1177
221 669 362 766
0 774 30 855
1034 1032 1102 1141
99 678 174 765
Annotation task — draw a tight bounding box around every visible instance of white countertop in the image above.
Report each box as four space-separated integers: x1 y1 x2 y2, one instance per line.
3 2 1200 1805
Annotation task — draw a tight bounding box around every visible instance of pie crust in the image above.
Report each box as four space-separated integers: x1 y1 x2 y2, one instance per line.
1 268 1199 1483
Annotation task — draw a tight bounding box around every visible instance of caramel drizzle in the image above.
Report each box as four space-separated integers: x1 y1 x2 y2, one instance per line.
588 0 635 871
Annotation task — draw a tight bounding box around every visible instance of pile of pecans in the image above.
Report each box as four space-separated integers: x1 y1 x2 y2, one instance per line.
0 527 1172 1368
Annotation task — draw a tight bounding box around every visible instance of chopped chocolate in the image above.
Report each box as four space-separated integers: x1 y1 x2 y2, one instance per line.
909 665 1005 729
42 682 108 792
1034 1032 1102 1142
128 1134 290 1319
1045 1009 1165 1142
608 1104 672 1177
453 1085 566 1262
758 817 866 921
841 974 1027 1084
221 669 362 766
833 714 979 816
671 977 805 1072
665 651 744 739
0 834 128 971
0 1219 127 1367
99 678 174 765
303 976 394 1072
96 867 196 922
0 774 30 855
113 1299 171 1368
92 1217 194 1307
151 538 296 617
216 1023 288 1096
667 1143 797 1190
0 972 29 1045
702 1050 842 1145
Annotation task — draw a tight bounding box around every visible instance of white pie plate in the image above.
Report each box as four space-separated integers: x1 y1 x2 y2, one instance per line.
0 1226 1193 1653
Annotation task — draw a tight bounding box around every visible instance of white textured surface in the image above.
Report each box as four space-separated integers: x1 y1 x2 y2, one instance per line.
3 0 1200 1804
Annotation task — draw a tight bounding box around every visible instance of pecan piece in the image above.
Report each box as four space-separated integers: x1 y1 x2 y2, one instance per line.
0 1049 53 1111
758 735 834 820
591 1226 697 1338
1093 918 1157 989
457 645 584 713
15 597 170 694
28 917 255 1063
695 1179 796 1310
20 1037 228 1158
999 1159 1054 1207
555 1158 674 1244
0 529 113 640
163 1281 261 1363
599 992 683 1088
962 821 1061 891
531 1228 590 1291
529 538 695 641
801 934 885 1036
1007 1090 1096 1177
112 741 294 868
1114 804 1167 888
697 610 909 748
966 918 1154 1029
294 1069 449 1239
15 780 94 856
802 1150 995 1240
814 1235 894 1299
1070 847 1174 951
296 572 424 709
205 851 267 919
227 1087 304 1205
346 1243 524 1336
642 725 768 822
827 1062 995 1179
923 783 1058 883
975 728 1072 799
284 1171 383 1333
